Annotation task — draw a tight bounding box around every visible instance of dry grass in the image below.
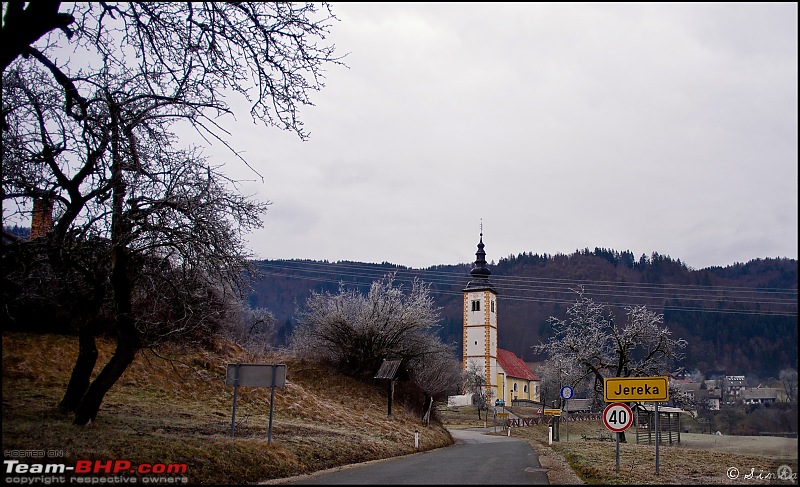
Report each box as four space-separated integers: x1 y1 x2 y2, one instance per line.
2 332 453 485
439 405 798 485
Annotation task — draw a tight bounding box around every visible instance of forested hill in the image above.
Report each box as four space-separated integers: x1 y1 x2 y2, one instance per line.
247 249 798 379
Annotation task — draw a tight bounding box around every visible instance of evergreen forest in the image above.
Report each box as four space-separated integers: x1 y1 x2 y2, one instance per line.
248 248 798 380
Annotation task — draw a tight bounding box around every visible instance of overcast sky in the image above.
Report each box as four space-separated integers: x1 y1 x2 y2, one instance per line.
217 2 797 270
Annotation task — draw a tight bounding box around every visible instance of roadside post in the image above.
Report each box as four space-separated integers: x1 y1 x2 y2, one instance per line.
544 408 562 442
496 411 508 433
603 402 633 473
604 376 668 475
226 363 287 444
560 385 574 442
374 359 409 419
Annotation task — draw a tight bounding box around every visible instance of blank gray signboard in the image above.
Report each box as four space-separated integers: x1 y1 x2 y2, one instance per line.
226 364 287 387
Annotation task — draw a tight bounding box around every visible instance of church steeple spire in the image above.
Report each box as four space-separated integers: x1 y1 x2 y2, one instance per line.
470 232 491 278
463 224 497 293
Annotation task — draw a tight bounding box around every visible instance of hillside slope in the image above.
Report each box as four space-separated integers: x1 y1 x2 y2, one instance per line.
250 253 798 378
1 332 453 485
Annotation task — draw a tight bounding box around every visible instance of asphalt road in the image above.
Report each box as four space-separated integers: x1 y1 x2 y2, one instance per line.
270 427 549 485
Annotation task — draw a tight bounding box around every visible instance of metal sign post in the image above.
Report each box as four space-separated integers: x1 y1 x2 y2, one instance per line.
230 364 241 438
603 402 633 474
226 363 287 443
268 365 277 444
560 386 573 442
655 402 660 475
603 376 669 476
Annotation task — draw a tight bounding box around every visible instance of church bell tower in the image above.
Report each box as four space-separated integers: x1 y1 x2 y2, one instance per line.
462 230 499 402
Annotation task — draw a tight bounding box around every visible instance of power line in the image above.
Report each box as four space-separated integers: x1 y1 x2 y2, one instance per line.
255 258 797 294
253 260 798 318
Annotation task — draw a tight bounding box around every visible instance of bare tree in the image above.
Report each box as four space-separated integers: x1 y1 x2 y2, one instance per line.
220 307 277 356
292 273 442 378
2 2 343 243
669 382 697 412
2 2 342 425
534 355 582 409
2 62 270 423
463 362 490 420
715 405 745 435
1 2 343 137
407 342 462 425
533 287 687 441
780 368 798 403
292 273 456 416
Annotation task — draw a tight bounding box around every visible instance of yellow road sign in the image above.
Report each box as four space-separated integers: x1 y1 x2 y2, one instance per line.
496 413 509 418
604 376 668 402
543 409 562 416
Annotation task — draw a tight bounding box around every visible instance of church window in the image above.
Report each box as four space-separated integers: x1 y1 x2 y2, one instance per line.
491 300 495 313
471 300 481 312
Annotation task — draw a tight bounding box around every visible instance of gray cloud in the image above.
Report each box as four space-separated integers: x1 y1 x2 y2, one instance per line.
220 2 797 269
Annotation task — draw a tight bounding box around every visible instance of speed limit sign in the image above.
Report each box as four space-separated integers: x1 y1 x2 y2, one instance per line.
603 402 633 432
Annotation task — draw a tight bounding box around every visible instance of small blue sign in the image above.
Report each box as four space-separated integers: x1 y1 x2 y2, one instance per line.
560 385 574 400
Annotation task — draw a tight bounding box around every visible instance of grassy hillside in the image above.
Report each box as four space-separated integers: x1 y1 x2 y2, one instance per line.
2 332 453 484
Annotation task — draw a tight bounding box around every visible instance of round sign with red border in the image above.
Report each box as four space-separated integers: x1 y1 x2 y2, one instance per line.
603 402 633 432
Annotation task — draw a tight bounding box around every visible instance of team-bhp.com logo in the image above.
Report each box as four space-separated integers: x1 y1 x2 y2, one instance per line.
5 459 189 484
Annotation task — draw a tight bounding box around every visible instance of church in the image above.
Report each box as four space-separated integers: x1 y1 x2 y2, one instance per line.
458 232 541 406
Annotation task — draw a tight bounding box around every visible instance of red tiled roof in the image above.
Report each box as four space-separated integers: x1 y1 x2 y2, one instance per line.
497 348 539 381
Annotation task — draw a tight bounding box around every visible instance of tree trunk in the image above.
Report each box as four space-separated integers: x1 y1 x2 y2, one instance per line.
58 329 98 413
422 395 433 425
74 243 138 425
73 99 140 426
73 330 138 425
73 223 140 425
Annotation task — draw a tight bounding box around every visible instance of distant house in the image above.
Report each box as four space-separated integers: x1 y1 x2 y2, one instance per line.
742 388 779 405
673 381 703 398
496 348 540 404
697 382 722 410
724 375 746 403
672 380 702 410
670 367 690 381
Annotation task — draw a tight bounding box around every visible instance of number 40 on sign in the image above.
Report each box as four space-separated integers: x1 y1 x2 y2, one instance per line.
603 402 633 433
